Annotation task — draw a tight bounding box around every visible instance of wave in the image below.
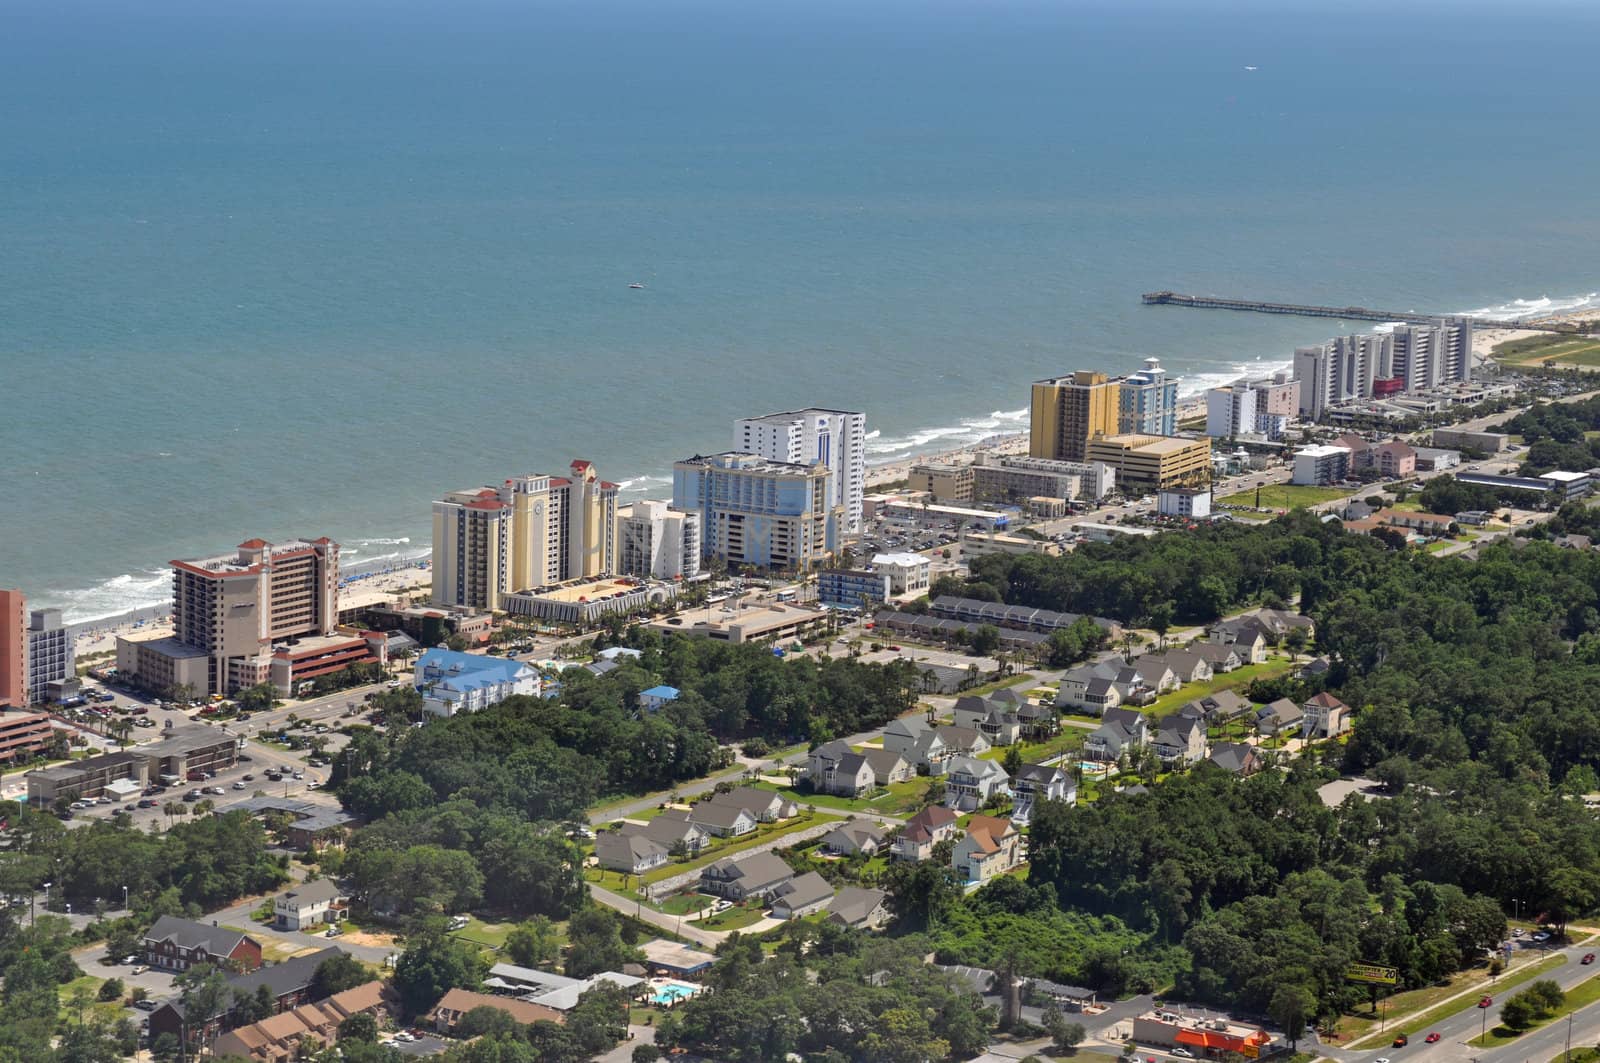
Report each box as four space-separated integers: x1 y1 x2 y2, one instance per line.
1457 291 1600 321
614 474 674 494
349 536 412 546
1177 358 1295 399
866 408 1029 463
41 570 172 625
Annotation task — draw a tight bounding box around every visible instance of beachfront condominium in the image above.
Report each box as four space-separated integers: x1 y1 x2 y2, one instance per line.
734 409 866 533
160 538 340 695
619 500 702 581
25 609 74 705
673 452 840 572
1030 372 1120 463
0 590 26 708
431 460 619 610
1118 358 1179 436
1294 319 1471 419
1205 373 1300 441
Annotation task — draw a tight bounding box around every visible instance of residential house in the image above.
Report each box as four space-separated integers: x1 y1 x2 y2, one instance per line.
147 946 344 1047
1208 742 1263 776
1190 642 1242 673
1195 689 1252 721
143 916 263 973
1011 763 1075 826
1254 610 1315 641
594 831 668 875
711 787 799 823
934 725 990 758
1151 714 1206 767
1014 701 1060 740
1209 619 1270 664
880 716 934 759
1129 655 1180 695
1375 508 1455 537
1084 707 1149 763
808 741 876 797
820 821 887 857
1302 692 1352 738
1111 666 1157 706
430 989 564 1035
627 814 710 856
1331 433 1373 466
770 872 836 919
944 755 1011 813
1056 660 1125 715
1158 649 1213 686
686 802 757 838
951 814 1021 884
825 887 890 930
951 696 1022 746
1256 698 1304 736
700 851 795 901
1296 656 1332 680
863 748 913 786
892 805 961 862
638 685 681 713
272 879 348 932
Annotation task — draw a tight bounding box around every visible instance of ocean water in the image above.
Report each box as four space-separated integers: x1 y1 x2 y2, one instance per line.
3 0 1599 620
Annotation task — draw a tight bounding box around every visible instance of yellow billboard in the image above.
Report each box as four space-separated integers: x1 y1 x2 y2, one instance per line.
1347 962 1399 986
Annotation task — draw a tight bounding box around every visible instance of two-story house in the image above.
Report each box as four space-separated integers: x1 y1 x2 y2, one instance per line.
951 814 1021 884
863 749 913 786
951 696 1023 747
272 879 347 932
1057 660 1125 714
1111 667 1157 706
943 755 1011 812
1191 643 1242 674
1158 649 1213 686
1208 741 1263 776
700 852 794 901
143 916 263 974
1255 697 1304 736
891 805 961 862
820 821 887 857
881 716 935 759
1084 707 1149 763
809 741 877 797
1011 763 1075 826
1209 619 1271 663
1301 691 1351 738
1129 656 1180 695
1150 714 1206 767
770 872 836 920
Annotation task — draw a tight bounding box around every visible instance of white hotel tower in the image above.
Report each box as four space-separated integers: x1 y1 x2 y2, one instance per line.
733 408 867 533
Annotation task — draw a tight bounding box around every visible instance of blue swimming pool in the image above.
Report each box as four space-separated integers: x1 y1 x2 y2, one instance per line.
650 982 698 1005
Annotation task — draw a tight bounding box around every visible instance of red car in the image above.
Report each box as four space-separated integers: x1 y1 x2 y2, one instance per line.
1477 996 1493 1008
1425 1033 1441 1044
1584 953 1596 965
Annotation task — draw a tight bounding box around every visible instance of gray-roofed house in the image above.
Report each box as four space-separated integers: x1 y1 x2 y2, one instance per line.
687 801 758 838
1056 660 1125 714
1111 666 1158 706
952 696 1023 746
1209 619 1271 663
770 872 836 919
1255 698 1304 736
1011 763 1074 825
1191 643 1242 673
1199 689 1253 721
272 879 348 931
944 755 1011 812
807 740 853 789
935 724 989 757
595 831 669 875
826 887 890 930
1256 609 1316 639
820 820 888 857
863 748 913 786
706 787 799 823
143 916 263 973
627 814 710 855
881 716 934 759
1014 701 1060 740
700 851 795 901
1208 742 1263 776
1151 714 1206 767
1159 649 1213 685
812 747 876 798
1084 707 1149 762
1129 656 1180 695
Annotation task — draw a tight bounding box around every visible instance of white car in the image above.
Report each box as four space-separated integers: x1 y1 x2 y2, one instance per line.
1173 1050 1194 1058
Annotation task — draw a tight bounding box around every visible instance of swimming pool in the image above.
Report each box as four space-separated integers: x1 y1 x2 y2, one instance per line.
650 982 699 1006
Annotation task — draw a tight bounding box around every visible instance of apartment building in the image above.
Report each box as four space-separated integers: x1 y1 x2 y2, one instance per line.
618 500 702 581
1030 371 1120 462
969 453 1116 503
818 568 891 610
734 408 867 533
1083 434 1211 493
0 590 26 708
0 709 53 766
432 461 619 609
909 462 974 504
1291 445 1351 486
1118 358 1179 436
673 452 840 571
1294 320 1471 419
1205 385 1256 440
26 608 75 703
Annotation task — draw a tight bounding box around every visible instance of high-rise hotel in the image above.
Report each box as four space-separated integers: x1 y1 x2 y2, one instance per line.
431 459 619 610
733 408 867 533
1031 360 1181 463
673 453 840 572
1293 318 1472 419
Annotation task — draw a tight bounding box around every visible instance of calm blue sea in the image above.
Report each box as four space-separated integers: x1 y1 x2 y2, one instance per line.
3 0 1599 620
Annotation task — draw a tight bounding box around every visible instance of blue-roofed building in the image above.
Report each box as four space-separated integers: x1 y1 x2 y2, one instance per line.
414 649 541 717
639 685 680 713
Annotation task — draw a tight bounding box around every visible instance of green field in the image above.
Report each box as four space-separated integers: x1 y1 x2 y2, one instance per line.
1141 657 1294 718
1217 484 1353 510
1493 333 1600 368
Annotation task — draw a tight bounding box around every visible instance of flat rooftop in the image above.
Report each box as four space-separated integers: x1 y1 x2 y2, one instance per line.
523 577 643 603
120 635 208 659
137 724 238 757
677 452 824 476
1099 434 1207 454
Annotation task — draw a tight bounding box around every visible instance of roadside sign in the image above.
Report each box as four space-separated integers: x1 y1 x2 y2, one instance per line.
1347 962 1400 986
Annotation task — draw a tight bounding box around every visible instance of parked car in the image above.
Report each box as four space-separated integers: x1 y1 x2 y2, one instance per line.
232 781 246 790
132 998 157 1011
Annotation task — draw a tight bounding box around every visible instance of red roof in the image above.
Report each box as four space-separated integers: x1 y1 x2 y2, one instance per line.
570 459 592 470
549 477 571 486
466 499 504 511
238 538 268 549
475 488 498 499
600 481 619 490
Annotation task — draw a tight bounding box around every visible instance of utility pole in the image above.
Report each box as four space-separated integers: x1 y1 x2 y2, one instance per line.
1566 1011 1573 1063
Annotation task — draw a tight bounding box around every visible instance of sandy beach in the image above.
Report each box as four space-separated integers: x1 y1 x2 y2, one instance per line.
73 562 433 658
1473 308 1600 362
865 433 1030 489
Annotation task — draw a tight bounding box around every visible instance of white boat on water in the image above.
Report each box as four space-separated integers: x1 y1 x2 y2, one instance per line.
629 282 646 289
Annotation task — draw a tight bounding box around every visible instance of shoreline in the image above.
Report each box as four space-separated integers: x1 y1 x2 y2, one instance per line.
1472 307 1600 363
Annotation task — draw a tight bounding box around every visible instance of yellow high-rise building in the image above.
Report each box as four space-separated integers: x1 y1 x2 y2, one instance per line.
1030 372 1120 462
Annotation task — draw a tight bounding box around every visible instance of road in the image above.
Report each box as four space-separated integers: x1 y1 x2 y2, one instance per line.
587 881 721 948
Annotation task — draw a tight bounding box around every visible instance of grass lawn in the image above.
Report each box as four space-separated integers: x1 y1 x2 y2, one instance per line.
57 974 122 1024
1142 658 1293 718
962 672 1038 698
979 729 1086 766
586 811 840 897
749 776 933 817
697 900 766 931
658 893 713 916
1345 954 1567 1048
1493 334 1600 368
1217 483 1353 510
1471 967 1600 1047
450 916 514 951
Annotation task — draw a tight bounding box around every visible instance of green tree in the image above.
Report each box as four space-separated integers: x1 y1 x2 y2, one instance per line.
506 915 561 968
1268 984 1314 1049
564 906 639 978
393 929 484 1017
174 964 231 1054
311 952 372 998
970 625 1001 657
339 1011 379 1044
96 977 125 1002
